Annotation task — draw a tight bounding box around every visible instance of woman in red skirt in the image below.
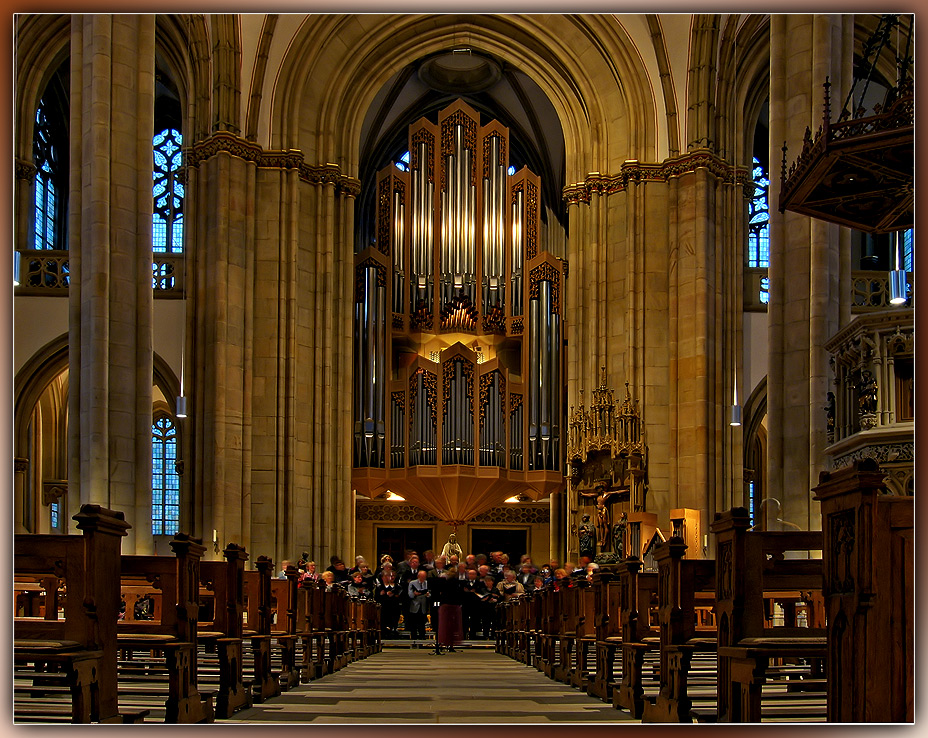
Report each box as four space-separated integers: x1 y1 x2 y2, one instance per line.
434 566 464 654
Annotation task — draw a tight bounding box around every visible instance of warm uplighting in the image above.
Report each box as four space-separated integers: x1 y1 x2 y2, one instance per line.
385 491 406 501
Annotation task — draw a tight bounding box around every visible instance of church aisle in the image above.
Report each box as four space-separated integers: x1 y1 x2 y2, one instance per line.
225 647 640 724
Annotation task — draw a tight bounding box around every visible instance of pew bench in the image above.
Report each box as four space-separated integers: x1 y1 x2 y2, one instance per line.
117 536 215 723
710 510 826 723
14 505 145 723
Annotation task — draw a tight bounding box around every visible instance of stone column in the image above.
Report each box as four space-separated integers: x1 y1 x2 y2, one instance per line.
14 457 29 533
768 15 850 529
67 15 155 552
185 143 255 559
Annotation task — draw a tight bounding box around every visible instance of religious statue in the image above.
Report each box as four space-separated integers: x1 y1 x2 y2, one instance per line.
611 511 627 558
857 370 878 415
578 515 595 556
595 495 610 548
440 533 463 562
824 391 836 441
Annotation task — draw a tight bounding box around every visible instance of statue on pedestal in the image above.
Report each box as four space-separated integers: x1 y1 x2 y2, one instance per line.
578 515 595 557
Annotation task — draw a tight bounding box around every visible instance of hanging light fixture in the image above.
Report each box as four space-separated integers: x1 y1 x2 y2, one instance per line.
889 230 907 305
729 29 742 431
730 403 742 427
175 163 189 419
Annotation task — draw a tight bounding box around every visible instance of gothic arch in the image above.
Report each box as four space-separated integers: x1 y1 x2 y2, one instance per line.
155 14 211 143
210 13 242 135
272 14 658 181
14 15 70 162
14 334 185 531
743 376 768 521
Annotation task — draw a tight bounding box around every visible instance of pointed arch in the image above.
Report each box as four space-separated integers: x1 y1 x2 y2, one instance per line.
272 14 658 180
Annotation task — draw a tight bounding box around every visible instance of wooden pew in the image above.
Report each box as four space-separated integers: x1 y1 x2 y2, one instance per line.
324 585 352 672
813 459 914 722
242 557 280 702
586 567 623 702
117 535 214 723
269 567 301 689
14 504 139 723
551 579 595 689
711 509 826 723
642 537 717 722
613 557 660 718
197 543 252 718
526 588 545 667
296 581 329 681
534 585 559 675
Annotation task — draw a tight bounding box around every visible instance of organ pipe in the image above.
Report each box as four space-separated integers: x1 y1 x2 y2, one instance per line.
355 101 565 511
511 189 523 316
353 266 385 467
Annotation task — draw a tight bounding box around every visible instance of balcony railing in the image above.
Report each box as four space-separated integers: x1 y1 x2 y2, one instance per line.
743 268 914 312
14 250 184 297
851 270 914 311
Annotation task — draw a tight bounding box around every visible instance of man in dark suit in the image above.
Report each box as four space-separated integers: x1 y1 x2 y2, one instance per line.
460 567 487 639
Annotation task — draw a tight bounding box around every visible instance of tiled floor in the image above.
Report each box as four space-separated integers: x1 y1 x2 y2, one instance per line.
226 645 640 724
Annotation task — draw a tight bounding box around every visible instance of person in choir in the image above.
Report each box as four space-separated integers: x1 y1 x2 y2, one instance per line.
375 571 402 638
348 555 365 575
326 556 350 583
347 570 371 600
517 562 535 588
531 575 545 590
375 554 394 580
464 554 478 570
496 569 524 599
320 571 336 592
357 560 376 589
395 553 420 583
278 559 291 579
298 560 318 588
461 567 487 638
422 550 436 570
480 575 502 638
376 560 395 583
427 556 447 581
435 566 464 653
406 569 430 641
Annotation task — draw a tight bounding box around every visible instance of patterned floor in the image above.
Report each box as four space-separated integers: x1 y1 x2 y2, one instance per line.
225 644 640 724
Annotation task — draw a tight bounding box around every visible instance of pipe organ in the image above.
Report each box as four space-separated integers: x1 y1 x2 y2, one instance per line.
353 100 566 524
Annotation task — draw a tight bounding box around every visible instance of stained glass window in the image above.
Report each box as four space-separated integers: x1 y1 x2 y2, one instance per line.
748 156 770 269
152 415 180 535
33 100 61 250
153 128 184 253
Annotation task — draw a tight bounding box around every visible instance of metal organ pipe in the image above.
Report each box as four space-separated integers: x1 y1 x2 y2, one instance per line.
393 191 404 314
511 190 523 316
529 292 539 467
483 136 505 313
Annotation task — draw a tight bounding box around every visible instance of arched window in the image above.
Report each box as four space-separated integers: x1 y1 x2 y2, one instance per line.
152 127 184 253
32 62 69 251
151 414 180 535
748 156 770 269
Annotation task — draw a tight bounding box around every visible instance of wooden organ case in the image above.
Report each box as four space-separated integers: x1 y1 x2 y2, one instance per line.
352 100 566 524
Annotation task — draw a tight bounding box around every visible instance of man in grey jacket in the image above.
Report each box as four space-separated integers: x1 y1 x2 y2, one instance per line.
406 569 430 640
